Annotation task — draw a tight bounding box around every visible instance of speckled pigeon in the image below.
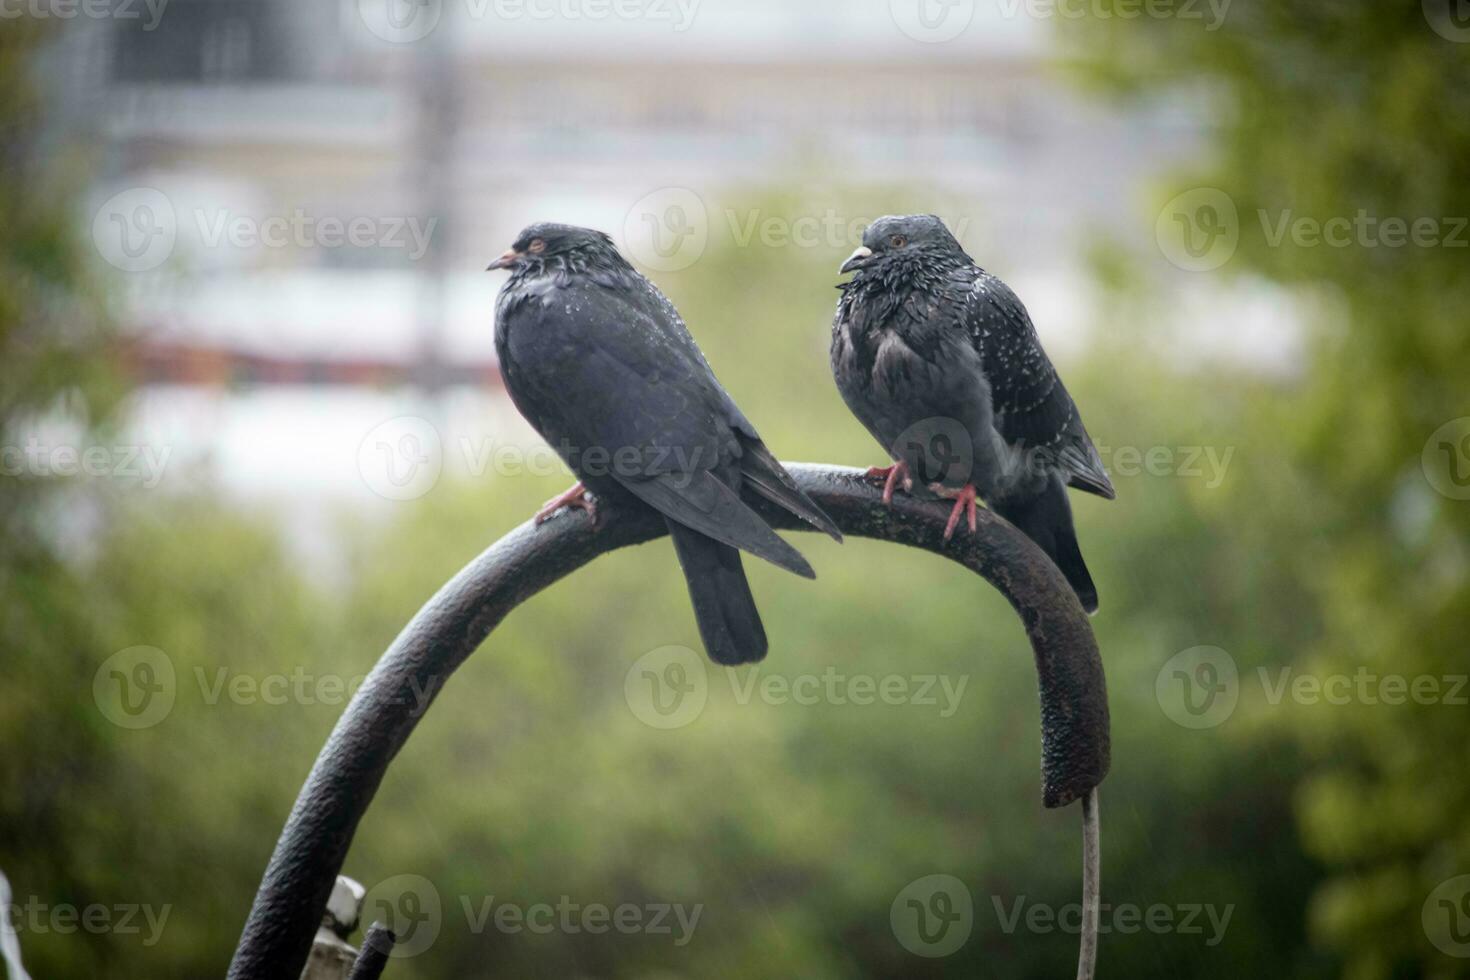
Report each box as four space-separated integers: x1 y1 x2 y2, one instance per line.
830 214 1113 612
489 222 842 664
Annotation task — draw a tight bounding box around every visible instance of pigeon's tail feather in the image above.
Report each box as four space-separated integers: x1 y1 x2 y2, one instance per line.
992 476 1099 614
667 518 769 665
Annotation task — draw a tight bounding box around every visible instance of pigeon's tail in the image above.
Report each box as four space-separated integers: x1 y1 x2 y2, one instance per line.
992 475 1099 615
667 518 769 665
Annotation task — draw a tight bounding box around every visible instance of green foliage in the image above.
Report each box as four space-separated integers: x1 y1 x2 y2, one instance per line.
1061 2 1470 975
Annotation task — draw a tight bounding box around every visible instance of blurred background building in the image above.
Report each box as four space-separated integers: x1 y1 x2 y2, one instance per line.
40 0 1215 506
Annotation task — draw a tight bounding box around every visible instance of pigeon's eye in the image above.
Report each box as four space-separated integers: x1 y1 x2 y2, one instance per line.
889 234 908 248
528 238 546 254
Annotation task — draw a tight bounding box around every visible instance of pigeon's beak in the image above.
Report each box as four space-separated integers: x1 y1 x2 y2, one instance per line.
485 248 521 271
839 245 874 274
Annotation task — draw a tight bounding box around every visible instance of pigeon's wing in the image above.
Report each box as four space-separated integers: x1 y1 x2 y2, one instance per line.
965 273 1115 500
507 275 735 476
734 438 842 541
607 275 842 541
510 275 823 570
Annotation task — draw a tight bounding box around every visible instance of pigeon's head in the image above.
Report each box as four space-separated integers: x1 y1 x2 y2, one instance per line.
486 222 627 277
839 214 967 276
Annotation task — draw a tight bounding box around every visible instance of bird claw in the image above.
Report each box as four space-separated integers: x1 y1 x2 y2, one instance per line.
865 461 912 506
534 482 596 526
930 484 979 542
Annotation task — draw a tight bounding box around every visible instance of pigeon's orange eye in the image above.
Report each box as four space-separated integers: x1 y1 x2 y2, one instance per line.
889 234 907 248
528 238 546 254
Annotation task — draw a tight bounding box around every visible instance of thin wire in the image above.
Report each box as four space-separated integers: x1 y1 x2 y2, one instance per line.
1075 788 1100 980
0 867 33 980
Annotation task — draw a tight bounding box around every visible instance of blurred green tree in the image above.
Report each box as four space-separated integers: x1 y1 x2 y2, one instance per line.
1061 3 1470 976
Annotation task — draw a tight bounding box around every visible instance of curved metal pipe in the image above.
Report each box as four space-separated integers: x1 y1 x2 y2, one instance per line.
227 464 1109 978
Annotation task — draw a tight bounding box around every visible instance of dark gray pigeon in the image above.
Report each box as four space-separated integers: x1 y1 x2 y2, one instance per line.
830 214 1113 612
489 222 841 664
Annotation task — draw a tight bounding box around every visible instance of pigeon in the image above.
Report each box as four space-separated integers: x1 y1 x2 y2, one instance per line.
830 214 1113 612
489 222 842 664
